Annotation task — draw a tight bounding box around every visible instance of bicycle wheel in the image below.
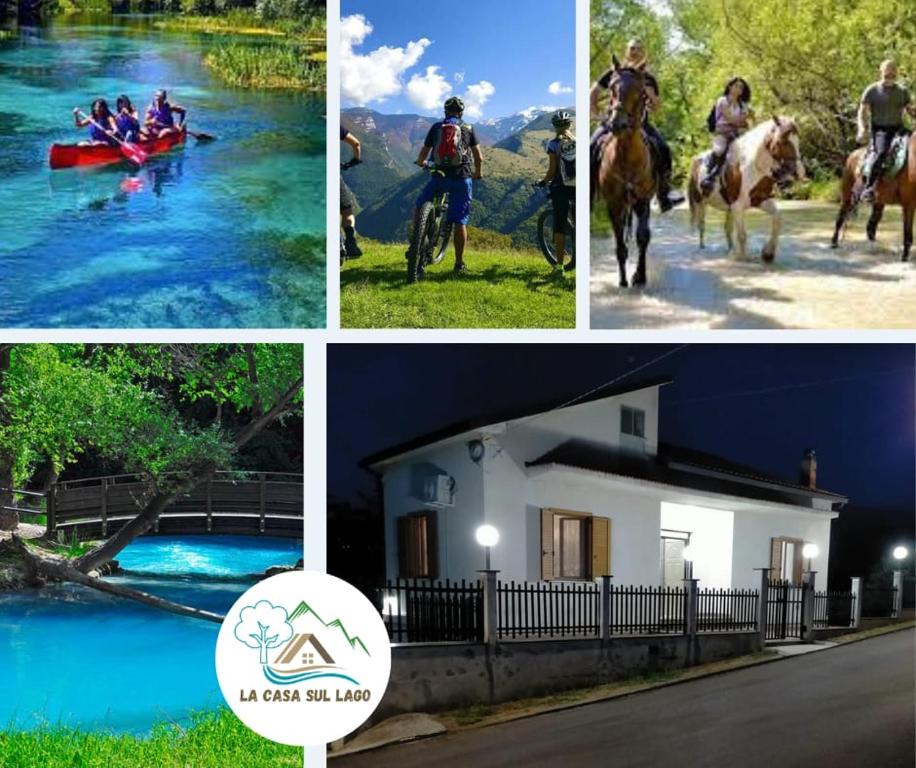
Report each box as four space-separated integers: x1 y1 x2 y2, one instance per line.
537 208 559 266
564 214 576 272
408 202 436 283
431 219 452 265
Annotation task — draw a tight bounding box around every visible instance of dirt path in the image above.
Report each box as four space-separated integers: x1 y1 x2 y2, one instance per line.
590 201 915 328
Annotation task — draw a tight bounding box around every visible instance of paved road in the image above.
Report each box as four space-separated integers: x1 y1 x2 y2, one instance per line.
337 630 915 768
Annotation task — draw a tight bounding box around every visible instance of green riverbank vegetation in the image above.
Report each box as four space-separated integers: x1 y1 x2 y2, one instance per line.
0 708 301 768
591 0 914 193
0 0 325 91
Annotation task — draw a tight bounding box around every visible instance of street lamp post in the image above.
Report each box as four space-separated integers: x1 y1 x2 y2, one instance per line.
475 524 500 570
893 545 909 562
891 545 908 618
802 543 820 573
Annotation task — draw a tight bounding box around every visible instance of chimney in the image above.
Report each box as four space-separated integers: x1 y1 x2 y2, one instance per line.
799 449 817 488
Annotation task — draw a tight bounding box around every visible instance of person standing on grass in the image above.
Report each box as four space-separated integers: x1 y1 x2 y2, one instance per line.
340 125 363 259
409 96 483 275
536 110 576 271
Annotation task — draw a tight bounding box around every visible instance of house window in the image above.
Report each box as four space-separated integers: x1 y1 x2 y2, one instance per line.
541 509 610 581
621 406 646 438
397 511 438 578
770 536 803 584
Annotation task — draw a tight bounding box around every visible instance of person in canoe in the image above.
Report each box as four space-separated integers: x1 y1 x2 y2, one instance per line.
72 98 118 146
115 95 144 144
145 89 186 138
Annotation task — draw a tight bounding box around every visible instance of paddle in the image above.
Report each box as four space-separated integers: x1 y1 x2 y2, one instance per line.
186 128 217 142
78 110 148 167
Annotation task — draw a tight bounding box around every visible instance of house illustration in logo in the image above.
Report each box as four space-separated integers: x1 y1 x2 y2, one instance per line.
272 633 335 670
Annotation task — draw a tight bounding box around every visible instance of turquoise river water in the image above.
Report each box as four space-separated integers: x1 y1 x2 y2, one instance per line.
0 535 302 732
0 17 326 327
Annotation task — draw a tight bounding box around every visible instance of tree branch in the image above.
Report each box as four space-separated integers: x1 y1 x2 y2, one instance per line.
233 376 303 450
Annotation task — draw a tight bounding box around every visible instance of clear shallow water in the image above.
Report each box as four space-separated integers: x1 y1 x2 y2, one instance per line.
0 535 302 732
0 17 326 327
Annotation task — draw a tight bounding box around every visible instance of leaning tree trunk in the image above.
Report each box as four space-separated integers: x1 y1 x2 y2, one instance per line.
0 344 14 515
10 536 223 623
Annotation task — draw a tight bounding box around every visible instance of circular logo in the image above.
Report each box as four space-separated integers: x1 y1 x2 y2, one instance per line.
215 570 391 746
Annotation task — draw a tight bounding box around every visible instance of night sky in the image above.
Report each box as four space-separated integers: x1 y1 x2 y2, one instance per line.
328 344 915 585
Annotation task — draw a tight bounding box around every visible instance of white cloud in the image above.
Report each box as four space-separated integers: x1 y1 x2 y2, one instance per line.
406 66 453 112
462 80 496 119
548 81 574 95
340 14 432 106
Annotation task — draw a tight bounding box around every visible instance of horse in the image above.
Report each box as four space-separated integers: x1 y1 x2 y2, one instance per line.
687 116 804 261
830 131 915 261
596 56 656 287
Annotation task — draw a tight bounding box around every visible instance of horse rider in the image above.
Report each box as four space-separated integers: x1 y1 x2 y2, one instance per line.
589 38 684 212
700 77 754 195
858 58 916 202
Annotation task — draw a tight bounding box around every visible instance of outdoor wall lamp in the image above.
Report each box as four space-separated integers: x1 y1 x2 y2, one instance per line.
893 545 909 561
475 524 500 570
802 543 819 572
468 439 485 463
682 544 694 580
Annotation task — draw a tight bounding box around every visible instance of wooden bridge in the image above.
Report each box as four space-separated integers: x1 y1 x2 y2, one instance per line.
46 472 303 540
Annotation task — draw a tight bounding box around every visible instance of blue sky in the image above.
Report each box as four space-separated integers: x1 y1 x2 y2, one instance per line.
340 0 575 121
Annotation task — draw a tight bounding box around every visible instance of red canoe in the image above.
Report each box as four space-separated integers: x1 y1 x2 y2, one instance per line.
48 129 187 170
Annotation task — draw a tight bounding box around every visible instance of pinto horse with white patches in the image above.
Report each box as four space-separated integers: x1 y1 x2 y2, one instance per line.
687 117 804 261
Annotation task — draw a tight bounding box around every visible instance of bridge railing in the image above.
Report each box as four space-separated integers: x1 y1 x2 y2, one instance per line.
48 471 303 539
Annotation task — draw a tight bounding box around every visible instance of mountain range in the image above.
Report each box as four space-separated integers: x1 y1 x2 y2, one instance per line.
340 106 576 248
289 599 370 657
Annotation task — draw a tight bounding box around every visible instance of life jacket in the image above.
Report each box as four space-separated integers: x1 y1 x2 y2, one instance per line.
116 112 141 141
432 117 471 169
149 101 174 128
554 137 576 187
89 116 112 143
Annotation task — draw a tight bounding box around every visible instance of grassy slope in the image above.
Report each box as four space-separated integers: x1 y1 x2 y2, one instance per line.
0 708 300 768
341 241 575 329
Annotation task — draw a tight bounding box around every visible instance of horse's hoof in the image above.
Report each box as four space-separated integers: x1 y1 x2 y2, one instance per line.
619 277 629 288
761 249 775 263
829 241 838 249
632 271 647 286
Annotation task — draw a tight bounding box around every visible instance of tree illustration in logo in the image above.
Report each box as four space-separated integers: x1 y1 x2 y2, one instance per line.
234 600 294 664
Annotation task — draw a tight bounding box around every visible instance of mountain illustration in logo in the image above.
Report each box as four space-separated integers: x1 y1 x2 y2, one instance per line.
236 598 371 687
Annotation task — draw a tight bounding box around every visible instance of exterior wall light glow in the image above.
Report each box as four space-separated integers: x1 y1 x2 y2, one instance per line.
476 524 499 570
893 546 908 560
802 543 820 559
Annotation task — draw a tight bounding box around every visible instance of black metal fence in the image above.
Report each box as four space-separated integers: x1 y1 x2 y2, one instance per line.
697 588 759 632
862 586 899 618
812 590 855 628
375 579 483 643
766 580 805 640
611 585 687 635
497 580 599 639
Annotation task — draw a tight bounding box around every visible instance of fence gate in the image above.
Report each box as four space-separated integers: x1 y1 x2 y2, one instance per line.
767 579 806 640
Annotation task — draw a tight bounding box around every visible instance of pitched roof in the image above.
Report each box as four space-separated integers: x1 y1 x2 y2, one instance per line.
361 376 673 469
526 441 846 507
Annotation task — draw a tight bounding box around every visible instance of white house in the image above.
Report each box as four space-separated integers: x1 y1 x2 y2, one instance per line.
364 379 847 590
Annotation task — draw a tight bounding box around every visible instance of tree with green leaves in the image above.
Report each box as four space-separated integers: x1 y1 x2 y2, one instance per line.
1 344 303 615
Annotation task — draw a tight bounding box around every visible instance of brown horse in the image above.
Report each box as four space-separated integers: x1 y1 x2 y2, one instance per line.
597 57 656 287
831 131 915 261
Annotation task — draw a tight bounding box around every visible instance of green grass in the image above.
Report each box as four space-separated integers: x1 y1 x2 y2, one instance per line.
204 42 324 90
0 708 301 768
152 10 324 39
340 241 575 329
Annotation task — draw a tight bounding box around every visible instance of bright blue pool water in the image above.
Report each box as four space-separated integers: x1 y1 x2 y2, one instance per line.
0 16 326 328
0 535 302 732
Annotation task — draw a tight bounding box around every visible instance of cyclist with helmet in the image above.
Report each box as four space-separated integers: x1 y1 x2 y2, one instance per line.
410 96 483 274
340 125 363 259
536 110 576 269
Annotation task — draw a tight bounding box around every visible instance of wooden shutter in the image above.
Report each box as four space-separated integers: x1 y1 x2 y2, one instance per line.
770 537 782 580
591 516 610 578
541 508 555 580
426 510 439 579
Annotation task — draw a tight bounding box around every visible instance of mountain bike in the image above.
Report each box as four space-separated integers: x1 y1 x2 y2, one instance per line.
534 183 576 271
407 166 452 283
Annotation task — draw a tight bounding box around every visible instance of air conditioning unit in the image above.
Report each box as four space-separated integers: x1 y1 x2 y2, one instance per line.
424 474 455 508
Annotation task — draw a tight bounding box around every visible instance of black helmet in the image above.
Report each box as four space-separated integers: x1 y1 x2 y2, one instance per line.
444 96 465 114
551 110 572 128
